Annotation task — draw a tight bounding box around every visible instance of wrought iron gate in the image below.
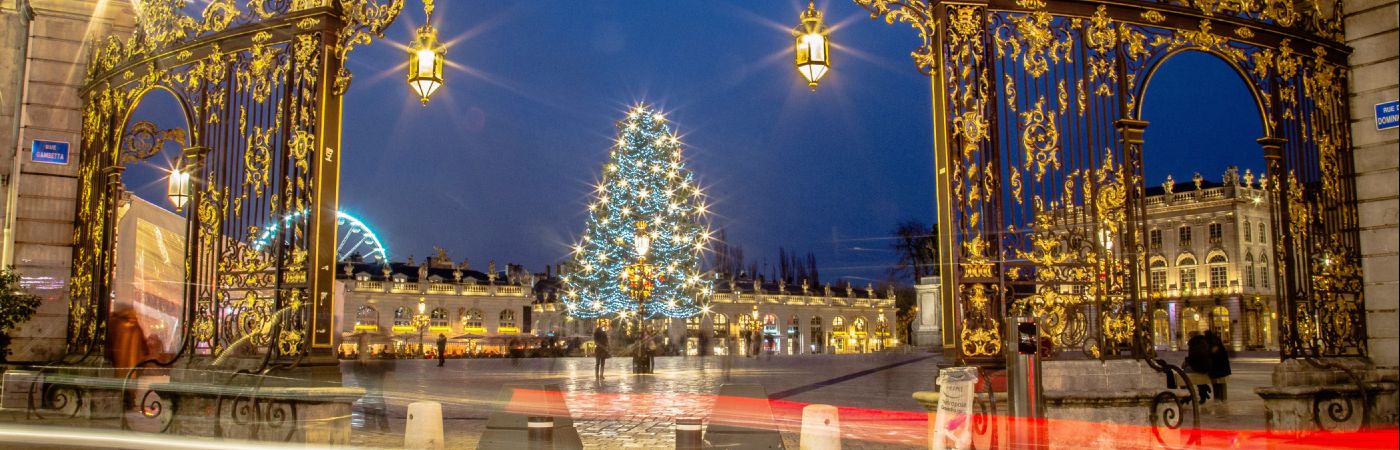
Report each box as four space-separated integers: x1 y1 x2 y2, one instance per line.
70 0 403 367
855 0 1365 362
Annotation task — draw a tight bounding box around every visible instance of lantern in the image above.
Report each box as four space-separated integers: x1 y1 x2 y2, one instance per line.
794 1 830 90
167 163 191 212
407 1 445 105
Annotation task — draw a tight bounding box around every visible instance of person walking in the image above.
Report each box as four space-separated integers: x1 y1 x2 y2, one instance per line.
593 325 610 379
1183 332 1214 402
1205 330 1232 403
436 333 448 367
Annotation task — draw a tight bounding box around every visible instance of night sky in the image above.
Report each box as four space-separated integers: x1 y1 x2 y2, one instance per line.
123 1 1267 285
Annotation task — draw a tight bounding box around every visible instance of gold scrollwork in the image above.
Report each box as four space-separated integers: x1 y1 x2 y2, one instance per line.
1020 97 1060 182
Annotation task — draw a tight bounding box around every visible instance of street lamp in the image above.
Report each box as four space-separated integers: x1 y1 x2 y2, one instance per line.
624 221 657 373
793 1 830 91
413 298 431 357
407 0 445 105
166 160 192 212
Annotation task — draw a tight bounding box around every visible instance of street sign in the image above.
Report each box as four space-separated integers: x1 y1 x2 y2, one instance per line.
1378 100 1399 130
30 140 69 165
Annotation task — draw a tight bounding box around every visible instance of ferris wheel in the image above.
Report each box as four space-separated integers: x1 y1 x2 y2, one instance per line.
250 210 389 263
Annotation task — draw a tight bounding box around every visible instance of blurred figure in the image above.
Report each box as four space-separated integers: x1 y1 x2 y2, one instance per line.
107 308 150 371
509 338 523 367
436 333 447 367
722 337 734 381
1205 330 1232 403
352 352 394 431
1183 332 1213 402
593 326 610 378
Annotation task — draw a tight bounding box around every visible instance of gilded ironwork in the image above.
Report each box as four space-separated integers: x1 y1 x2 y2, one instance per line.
70 1 404 365
856 0 1363 362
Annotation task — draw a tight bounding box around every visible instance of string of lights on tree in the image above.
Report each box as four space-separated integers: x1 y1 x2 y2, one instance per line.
561 104 714 319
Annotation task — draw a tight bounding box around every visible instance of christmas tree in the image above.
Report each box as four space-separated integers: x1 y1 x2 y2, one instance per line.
562 104 713 319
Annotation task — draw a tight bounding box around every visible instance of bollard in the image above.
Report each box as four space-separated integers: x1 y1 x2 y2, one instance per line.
527 416 554 450
800 404 840 450
404 401 444 450
675 417 703 450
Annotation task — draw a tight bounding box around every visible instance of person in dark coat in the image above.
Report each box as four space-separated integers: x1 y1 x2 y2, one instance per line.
436 334 448 367
1183 332 1214 402
1205 330 1232 402
593 325 610 378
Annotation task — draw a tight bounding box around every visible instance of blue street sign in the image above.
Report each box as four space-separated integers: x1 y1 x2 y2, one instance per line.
30 140 69 165
1377 100 1399 130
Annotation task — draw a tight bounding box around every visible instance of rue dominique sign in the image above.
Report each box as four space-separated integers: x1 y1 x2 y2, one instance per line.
30 140 69 165
1378 100 1399 131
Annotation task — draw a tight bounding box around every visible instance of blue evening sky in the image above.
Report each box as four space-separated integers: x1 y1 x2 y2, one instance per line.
123 1 1264 284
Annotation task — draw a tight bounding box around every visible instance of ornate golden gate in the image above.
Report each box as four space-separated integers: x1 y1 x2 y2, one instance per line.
70 0 403 368
855 0 1364 362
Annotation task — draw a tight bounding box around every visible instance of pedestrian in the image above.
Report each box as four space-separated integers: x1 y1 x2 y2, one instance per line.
1183 332 1213 402
593 325 610 378
1205 330 1232 403
509 338 522 367
436 333 448 367
353 352 394 431
722 336 734 381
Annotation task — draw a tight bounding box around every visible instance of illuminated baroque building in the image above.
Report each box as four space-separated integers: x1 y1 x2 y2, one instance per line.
1143 167 1279 351
533 277 896 356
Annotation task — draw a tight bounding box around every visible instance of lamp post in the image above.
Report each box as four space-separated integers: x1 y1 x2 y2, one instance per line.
624 221 656 373
413 299 431 357
793 1 830 90
407 0 446 105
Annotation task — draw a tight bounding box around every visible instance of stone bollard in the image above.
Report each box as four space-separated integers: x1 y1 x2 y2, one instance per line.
675 417 703 450
405 401 445 450
528 416 554 450
800 404 840 450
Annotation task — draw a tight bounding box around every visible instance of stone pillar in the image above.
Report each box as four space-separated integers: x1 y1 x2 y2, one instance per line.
0 0 134 362
1343 0 1399 372
914 276 942 350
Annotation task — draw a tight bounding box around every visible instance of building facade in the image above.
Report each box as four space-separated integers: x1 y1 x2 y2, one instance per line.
1143 168 1279 352
533 278 897 356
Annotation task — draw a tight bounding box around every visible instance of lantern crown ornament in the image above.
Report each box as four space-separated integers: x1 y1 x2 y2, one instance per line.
407 0 445 105
794 1 830 90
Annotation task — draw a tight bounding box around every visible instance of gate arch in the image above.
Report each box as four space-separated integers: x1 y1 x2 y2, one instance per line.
1132 48 1270 127
856 0 1363 361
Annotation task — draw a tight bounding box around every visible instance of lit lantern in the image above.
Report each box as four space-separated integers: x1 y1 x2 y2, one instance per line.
633 221 652 258
407 1 445 105
794 1 830 90
167 163 191 212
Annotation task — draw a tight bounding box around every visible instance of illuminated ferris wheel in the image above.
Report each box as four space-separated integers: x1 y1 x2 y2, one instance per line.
250 210 389 262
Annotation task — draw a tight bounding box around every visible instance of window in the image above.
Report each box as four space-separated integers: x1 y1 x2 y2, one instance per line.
1149 259 1168 292
1209 223 1223 244
1258 223 1267 242
712 314 729 336
686 315 701 332
461 308 484 330
1150 230 1162 249
1179 268 1197 290
499 310 516 329
1259 261 1269 288
1179 226 1192 247
356 306 379 327
430 307 449 328
1210 266 1228 288
810 316 824 353
1245 254 1256 287
1244 220 1252 242
394 306 409 326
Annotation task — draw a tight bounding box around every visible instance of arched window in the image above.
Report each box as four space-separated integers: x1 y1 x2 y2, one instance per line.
430 307 449 328
832 316 846 335
1258 223 1267 243
712 313 729 336
1176 254 1197 291
1149 257 1168 292
1259 259 1269 288
1243 220 1252 242
461 308 484 331
1182 307 1204 338
852 317 868 335
1152 309 1170 349
762 313 778 335
1207 253 1229 288
394 306 409 326
356 306 379 327
685 315 701 332
1211 305 1231 343
499 309 517 330
1245 253 1256 287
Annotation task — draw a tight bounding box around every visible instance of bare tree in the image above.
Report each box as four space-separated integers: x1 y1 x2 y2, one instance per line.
891 220 939 283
